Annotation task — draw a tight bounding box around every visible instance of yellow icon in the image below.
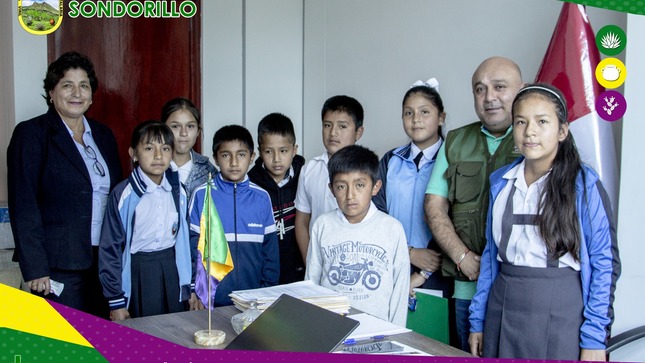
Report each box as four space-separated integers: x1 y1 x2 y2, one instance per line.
595 58 627 89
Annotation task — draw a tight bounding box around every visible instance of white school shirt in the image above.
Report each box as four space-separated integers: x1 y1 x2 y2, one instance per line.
130 168 179 254
170 154 194 186
410 138 442 170
262 163 294 188
491 160 580 270
294 152 338 232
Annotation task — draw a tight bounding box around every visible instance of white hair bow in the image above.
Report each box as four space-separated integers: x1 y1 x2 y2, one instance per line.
411 77 439 91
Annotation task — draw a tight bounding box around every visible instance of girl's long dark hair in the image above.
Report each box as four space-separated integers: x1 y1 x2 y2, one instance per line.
512 84 582 261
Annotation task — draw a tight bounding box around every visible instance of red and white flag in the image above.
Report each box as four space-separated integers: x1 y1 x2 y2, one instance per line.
535 3 619 211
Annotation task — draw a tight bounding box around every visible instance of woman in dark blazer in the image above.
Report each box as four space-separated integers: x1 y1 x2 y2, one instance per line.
7 51 122 318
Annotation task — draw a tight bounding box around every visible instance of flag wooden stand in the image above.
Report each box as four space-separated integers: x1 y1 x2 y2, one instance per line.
194 261 225 346
194 330 225 346
194 174 226 346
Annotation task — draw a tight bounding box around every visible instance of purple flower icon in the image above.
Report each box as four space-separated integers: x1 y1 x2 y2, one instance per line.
596 90 626 122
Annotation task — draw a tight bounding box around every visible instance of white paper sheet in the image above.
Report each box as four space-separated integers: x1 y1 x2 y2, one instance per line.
345 313 411 341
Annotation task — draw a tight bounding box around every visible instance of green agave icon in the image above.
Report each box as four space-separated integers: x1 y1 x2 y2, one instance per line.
601 32 621 49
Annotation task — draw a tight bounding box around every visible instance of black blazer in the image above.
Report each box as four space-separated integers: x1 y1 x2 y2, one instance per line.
7 108 122 281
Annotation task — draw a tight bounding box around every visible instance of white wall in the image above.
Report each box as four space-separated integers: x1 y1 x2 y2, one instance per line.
202 0 244 160
305 0 563 157
203 0 625 161
301 0 626 159
0 2 14 204
610 13 645 363
202 0 304 159
0 2 48 203
10 4 48 125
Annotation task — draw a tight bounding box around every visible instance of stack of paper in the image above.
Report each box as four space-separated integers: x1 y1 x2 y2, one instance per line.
345 313 411 341
229 280 351 314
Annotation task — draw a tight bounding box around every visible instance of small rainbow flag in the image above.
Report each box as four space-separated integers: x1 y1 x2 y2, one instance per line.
195 177 234 309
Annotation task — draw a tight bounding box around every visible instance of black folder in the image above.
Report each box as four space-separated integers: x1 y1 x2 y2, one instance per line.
224 293 359 352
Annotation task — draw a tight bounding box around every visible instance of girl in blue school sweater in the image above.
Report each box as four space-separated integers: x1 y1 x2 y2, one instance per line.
468 84 620 360
99 121 194 321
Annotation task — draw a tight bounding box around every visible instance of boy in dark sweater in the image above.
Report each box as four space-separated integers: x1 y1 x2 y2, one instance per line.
248 113 306 284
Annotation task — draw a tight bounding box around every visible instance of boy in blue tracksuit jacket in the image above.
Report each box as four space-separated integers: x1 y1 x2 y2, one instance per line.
469 157 621 351
189 125 279 307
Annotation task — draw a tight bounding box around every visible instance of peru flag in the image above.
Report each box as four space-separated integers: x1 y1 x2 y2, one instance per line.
535 2 619 210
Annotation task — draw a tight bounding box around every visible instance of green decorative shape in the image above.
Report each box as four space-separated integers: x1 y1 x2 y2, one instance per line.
563 0 645 15
0 328 108 363
596 25 627 55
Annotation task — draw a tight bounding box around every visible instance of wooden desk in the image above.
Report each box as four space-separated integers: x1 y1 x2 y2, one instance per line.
116 306 471 357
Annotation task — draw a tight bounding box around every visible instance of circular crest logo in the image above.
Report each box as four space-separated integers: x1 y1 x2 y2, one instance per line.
18 0 63 35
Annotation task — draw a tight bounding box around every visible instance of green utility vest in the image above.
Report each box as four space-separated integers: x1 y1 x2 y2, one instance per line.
442 122 521 280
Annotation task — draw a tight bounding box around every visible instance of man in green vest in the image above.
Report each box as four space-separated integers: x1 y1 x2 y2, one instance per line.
424 56 524 352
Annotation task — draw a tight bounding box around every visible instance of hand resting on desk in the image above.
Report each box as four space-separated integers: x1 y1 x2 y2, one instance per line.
110 308 130 321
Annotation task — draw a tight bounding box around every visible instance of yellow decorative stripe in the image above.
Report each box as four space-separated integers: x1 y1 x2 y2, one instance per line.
0 283 92 348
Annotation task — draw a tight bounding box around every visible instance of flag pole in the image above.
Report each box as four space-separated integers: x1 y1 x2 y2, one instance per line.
194 173 225 346
207 174 212 335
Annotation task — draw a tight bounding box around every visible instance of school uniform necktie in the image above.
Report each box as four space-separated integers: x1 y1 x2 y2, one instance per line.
413 152 424 171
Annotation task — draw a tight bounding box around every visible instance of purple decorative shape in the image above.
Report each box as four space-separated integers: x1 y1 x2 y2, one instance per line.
596 90 627 121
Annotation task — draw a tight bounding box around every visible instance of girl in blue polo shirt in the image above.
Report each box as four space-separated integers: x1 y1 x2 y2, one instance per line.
373 78 450 296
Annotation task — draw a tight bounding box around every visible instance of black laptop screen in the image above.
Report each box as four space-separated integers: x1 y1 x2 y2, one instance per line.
224 294 359 353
